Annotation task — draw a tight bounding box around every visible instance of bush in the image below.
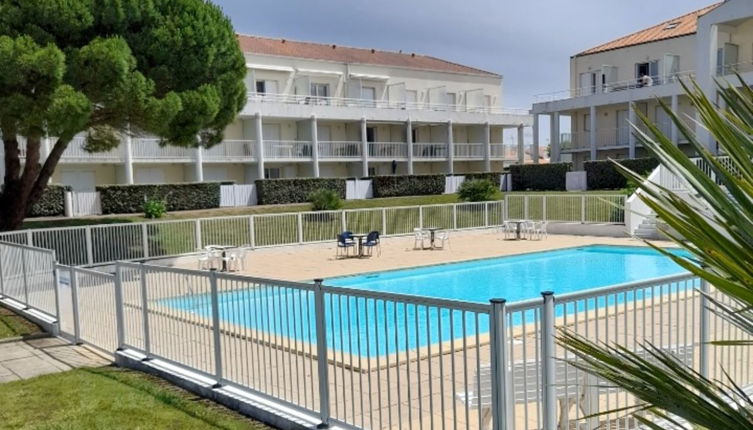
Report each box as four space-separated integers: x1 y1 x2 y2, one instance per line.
308 189 343 211
27 185 72 217
256 178 346 205
509 162 572 191
371 174 444 198
461 172 503 186
97 182 221 214
458 179 498 202
584 158 659 190
143 197 167 218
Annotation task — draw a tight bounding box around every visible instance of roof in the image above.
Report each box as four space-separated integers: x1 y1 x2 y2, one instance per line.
236 34 500 78
574 2 723 57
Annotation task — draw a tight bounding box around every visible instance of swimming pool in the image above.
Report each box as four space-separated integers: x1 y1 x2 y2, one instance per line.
162 245 690 356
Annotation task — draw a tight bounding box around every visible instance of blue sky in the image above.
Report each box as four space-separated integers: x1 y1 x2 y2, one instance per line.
214 0 713 142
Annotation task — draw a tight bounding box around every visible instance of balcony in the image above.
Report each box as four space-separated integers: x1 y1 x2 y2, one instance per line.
131 138 194 161
490 143 517 160
61 136 124 162
263 140 313 160
203 140 255 161
413 143 448 159
453 143 485 159
318 141 361 159
368 142 408 159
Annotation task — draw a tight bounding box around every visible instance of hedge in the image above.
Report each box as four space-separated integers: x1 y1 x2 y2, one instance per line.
371 174 445 198
28 185 72 217
97 182 222 214
255 178 346 205
584 158 659 190
460 172 503 186
509 162 572 191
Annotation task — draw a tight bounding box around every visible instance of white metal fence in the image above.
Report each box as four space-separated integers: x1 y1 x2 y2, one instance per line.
219 184 257 207
70 191 102 216
1 195 626 267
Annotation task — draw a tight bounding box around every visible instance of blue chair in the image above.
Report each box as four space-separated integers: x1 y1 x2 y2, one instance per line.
336 233 355 258
341 231 356 244
362 231 381 256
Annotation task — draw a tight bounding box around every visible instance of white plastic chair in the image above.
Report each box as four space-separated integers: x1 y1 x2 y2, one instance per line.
197 249 218 270
433 231 450 250
500 221 517 240
522 221 536 240
413 228 429 249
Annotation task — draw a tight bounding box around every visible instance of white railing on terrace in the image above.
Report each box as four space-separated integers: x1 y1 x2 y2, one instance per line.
413 143 448 159
247 92 531 115
717 60 753 76
262 140 313 159
318 141 361 159
61 136 124 161
131 138 194 160
203 140 255 160
4 237 752 430
367 142 408 159
534 70 695 103
454 143 485 158
490 143 517 160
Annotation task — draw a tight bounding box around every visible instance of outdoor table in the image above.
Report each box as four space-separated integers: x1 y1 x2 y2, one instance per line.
206 245 235 271
424 227 441 248
350 234 368 257
508 220 527 240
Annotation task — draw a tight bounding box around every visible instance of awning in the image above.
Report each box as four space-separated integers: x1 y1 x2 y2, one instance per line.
296 68 343 76
246 63 295 72
349 73 390 81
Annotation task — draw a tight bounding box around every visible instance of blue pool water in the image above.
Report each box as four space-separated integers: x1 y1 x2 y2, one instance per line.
163 246 691 356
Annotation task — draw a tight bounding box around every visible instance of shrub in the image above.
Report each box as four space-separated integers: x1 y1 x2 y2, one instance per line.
509 162 572 191
143 197 167 218
371 174 444 198
461 172 503 186
584 158 659 190
256 178 346 205
97 182 221 214
308 189 343 211
458 179 498 202
27 185 72 217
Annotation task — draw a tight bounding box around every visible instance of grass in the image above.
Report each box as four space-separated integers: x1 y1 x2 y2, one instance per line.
0 306 42 340
0 366 273 429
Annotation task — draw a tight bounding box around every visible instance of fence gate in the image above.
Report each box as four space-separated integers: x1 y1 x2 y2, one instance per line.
220 184 257 207
71 191 102 216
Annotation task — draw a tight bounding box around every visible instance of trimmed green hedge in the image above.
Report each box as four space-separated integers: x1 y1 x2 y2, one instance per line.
256 178 346 205
97 182 222 214
584 158 659 190
28 185 72 217
372 174 445 198
509 162 572 191
461 172 503 186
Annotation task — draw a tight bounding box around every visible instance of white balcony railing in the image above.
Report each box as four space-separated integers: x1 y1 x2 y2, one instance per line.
490 143 518 160
263 140 313 159
534 70 695 103
454 143 485 158
368 142 408 159
413 143 448 159
318 141 361 159
247 92 530 115
203 140 255 160
61 136 124 161
131 138 193 160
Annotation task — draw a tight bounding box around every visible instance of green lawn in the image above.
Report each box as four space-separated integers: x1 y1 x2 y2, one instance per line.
0 367 273 429
0 306 42 340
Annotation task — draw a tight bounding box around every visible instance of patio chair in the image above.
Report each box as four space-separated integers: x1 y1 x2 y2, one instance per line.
413 228 429 249
362 231 381 256
336 234 355 258
500 221 517 240
522 220 537 239
341 231 356 244
224 247 248 272
197 249 219 270
433 230 450 250
530 221 548 240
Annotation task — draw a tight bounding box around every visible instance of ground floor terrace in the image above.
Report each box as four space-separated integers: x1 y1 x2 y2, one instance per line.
2 229 751 430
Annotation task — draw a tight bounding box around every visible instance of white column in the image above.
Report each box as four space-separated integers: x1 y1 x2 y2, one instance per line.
670 94 679 146
255 113 265 179
517 125 525 164
532 114 540 164
589 105 597 160
696 23 718 153
124 132 134 184
311 115 320 178
406 118 414 175
360 118 369 177
483 122 491 171
550 113 560 163
447 120 454 174
194 141 204 182
628 103 636 159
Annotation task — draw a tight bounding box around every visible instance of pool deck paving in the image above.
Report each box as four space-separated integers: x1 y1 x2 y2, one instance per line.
0 337 110 383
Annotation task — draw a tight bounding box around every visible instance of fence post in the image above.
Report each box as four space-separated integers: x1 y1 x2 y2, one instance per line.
141 223 149 258
194 219 202 250
543 196 547 221
140 264 152 360
419 206 424 230
84 226 94 265
484 202 490 227
52 260 61 331
248 216 256 249
297 213 304 244
0 245 4 298
503 194 509 220
26 230 33 247
489 298 510 430
541 291 556 430
313 279 330 428
524 196 529 220
209 269 223 387
580 195 586 224
70 268 81 344
452 204 458 230
382 208 387 236
699 277 710 379
341 210 347 232
114 264 125 350
21 248 29 309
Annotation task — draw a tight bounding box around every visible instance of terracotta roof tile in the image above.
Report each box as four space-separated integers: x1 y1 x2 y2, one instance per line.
575 2 723 57
236 34 500 77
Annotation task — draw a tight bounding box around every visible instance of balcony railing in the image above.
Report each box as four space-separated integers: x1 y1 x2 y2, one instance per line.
413 143 448 159
318 141 361 159
454 143 485 158
534 70 695 103
717 61 753 76
368 142 408 159
247 92 530 115
132 138 193 160
203 140 255 161
490 143 518 160
263 140 313 160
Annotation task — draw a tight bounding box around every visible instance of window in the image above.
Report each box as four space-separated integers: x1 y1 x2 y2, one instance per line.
264 167 281 179
635 61 659 85
366 127 376 143
311 83 329 98
406 90 418 107
447 93 457 110
256 81 266 94
584 114 591 132
361 86 376 107
664 22 680 30
411 127 418 143
255 80 278 95
367 167 377 176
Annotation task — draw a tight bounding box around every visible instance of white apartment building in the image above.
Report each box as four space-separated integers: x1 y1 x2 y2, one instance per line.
3 35 533 191
532 0 753 169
